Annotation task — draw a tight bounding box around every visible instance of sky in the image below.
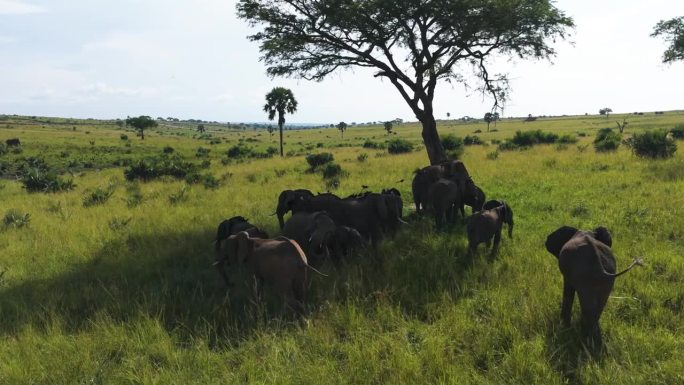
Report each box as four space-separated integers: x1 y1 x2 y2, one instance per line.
0 0 683 124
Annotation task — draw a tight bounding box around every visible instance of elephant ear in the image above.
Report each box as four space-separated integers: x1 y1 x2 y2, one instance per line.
234 231 253 264
545 226 578 258
593 226 612 247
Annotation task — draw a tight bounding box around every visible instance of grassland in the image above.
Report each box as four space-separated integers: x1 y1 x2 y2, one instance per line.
1 112 683 384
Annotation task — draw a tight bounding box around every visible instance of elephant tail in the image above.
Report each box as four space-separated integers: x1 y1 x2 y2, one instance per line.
598 256 644 278
306 264 328 277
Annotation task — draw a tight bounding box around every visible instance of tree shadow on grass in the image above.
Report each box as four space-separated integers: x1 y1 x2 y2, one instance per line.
0 228 304 345
0 217 498 345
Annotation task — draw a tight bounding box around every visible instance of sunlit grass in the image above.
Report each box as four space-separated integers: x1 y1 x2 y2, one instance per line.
1 113 683 384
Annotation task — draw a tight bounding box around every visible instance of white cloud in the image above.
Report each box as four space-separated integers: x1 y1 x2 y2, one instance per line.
0 0 45 15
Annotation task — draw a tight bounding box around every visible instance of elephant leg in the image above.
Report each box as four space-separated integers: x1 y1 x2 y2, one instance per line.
560 280 575 327
214 261 232 289
491 228 502 256
577 287 606 348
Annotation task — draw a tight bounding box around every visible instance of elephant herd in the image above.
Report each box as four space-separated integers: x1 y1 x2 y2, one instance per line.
213 159 643 347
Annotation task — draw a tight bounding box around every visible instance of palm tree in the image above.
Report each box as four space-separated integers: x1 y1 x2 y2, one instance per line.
263 87 298 156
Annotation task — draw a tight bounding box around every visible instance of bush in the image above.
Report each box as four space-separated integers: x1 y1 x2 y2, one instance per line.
266 146 279 157
83 185 115 207
511 130 558 146
557 134 578 144
670 124 684 139
363 140 384 149
226 144 253 158
357 153 368 162
498 141 522 151
321 162 343 179
124 155 198 181
387 139 413 154
463 135 483 145
594 128 621 152
486 151 499 160
21 169 75 193
441 135 463 150
163 146 175 154
196 147 210 157
0 143 6 156
626 130 677 159
3 209 30 228
306 153 334 169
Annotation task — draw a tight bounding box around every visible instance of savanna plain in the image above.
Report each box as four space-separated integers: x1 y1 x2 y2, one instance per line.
0 112 683 384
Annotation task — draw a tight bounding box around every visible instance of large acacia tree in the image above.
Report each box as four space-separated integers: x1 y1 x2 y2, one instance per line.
237 0 573 164
651 17 684 64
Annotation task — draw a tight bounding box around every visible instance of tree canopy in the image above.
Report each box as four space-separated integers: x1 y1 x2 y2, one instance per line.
237 0 573 164
651 17 684 63
125 116 157 140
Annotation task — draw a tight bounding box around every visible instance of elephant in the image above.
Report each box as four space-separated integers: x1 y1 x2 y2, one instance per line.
481 200 513 237
214 216 268 287
215 231 326 315
466 201 514 255
460 178 486 215
412 161 470 213
276 189 314 229
427 178 462 230
283 211 365 266
545 226 643 346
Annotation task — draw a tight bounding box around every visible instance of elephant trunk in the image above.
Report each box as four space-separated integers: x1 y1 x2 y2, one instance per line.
508 220 514 239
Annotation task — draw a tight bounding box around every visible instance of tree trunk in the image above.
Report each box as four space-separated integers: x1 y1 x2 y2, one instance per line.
419 114 446 165
140 129 145 140
278 112 284 157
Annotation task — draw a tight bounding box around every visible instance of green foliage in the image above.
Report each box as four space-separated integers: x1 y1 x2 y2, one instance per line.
162 146 175 154
0 143 6 156
196 147 210 157
670 124 684 139
511 130 558 146
557 134 578 144
593 128 622 152
463 135 483 145
124 155 198 182
486 150 499 160
21 168 75 193
226 144 254 159
321 162 343 179
3 209 30 228
441 134 464 150
651 17 684 63
363 140 385 149
357 153 368 162
83 184 115 207
125 116 157 139
306 152 334 169
120 134 128 141
626 130 677 159
168 186 188 204
387 138 413 154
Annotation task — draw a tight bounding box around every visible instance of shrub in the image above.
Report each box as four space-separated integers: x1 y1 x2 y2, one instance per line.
201 174 220 189
387 139 413 154
3 209 30 228
306 153 334 169
21 169 75 193
83 185 115 207
626 130 677 159
593 128 621 152
463 135 483 145
473 129 482 134
511 130 558 146
226 144 253 158
265 146 279 157
498 141 522 151
557 134 578 144
120 134 128 141
124 155 198 182
322 162 343 179
363 140 384 149
163 146 175 154
441 135 463 150
670 124 684 139
196 147 210 157
486 151 499 160
357 153 368 162
168 187 189 205
0 143 6 156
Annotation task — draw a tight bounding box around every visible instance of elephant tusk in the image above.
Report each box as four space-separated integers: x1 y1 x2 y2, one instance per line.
399 218 410 225
269 212 277 216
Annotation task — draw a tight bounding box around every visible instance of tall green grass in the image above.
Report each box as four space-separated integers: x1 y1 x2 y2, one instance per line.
0 113 683 384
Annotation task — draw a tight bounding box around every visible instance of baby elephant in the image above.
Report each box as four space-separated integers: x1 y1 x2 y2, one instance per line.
216 232 325 315
466 201 513 255
545 226 643 347
214 216 268 287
